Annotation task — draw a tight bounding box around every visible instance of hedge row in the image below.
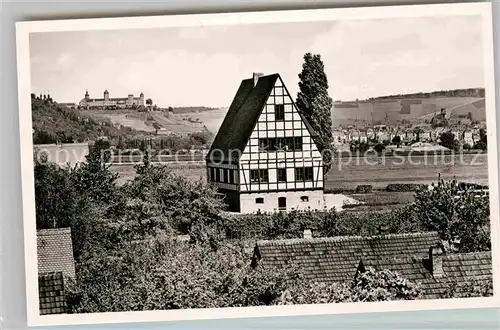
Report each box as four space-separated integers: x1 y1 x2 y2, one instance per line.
222 207 422 241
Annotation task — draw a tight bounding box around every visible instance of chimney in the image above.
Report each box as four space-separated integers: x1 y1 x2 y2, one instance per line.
429 244 445 278
303 229 312 239
253 72 264 87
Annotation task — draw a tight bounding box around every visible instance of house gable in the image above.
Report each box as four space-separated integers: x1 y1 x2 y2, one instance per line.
206 74 278 163
238 75 323 193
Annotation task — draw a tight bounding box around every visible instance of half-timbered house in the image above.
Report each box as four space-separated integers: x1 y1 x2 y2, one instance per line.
206 73 324 213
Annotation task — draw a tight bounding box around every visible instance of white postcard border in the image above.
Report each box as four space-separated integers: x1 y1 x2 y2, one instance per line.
16 2 500 327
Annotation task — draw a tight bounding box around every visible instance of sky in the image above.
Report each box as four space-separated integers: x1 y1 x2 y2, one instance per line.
30 15 484 108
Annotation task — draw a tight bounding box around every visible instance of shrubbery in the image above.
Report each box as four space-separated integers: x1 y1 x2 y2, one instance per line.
223 207 422 240
67 239 300 312
279 267 421 305
386 183 425 192
355 185 373 194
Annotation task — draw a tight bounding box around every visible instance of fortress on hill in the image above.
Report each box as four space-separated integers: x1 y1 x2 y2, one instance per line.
79 90 145 109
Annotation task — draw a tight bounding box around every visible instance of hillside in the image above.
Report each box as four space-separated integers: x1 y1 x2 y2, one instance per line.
368 88 485 100
31 95 146 144
168 106 218 114
332 96 485 126
84 109 208 135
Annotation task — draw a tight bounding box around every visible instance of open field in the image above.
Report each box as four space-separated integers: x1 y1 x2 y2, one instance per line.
343 191 416 212
85 110 156 132
151 112 205 133
112 163 206 186
328 153 489 190
175 107 228 134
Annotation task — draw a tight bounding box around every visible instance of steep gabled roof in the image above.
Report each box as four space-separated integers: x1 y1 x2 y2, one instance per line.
206 73 317 163
360 251 492 299
253 232 441 283
207 74 278 162
37 228 76 279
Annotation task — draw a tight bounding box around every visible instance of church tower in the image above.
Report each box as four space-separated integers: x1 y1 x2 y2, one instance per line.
85 90 90 100
139 92 145 106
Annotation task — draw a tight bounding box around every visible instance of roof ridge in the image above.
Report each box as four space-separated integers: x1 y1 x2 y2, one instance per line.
444 250 491 258
256 231 439 245
37 228 72 235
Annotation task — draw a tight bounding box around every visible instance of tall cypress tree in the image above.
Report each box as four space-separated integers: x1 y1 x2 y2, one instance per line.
296 53 334 174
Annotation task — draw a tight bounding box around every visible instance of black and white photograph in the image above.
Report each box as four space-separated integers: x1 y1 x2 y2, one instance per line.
16 2 499 326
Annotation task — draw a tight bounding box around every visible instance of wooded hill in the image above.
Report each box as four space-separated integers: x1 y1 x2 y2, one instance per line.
31 94 143 144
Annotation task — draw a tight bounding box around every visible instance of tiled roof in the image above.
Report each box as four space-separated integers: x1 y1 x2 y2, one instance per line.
37 228 76 279
207 73 316 162
361 251 492 299
38 272 67 315
253 232 441 283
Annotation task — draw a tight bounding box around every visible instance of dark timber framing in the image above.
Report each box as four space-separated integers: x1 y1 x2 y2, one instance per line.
206 73 324 212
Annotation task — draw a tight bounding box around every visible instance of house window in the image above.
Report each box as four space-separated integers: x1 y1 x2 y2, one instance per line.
229 170 235 184
295 167 314 181
250 169 269 183
219 169 224 183
275 104 285 121
255 198 264 204
293 137 303 151
259 138 277 152
223 169 229 183
215 168 220 182
277 169 287 182
301 196 309 202
260 137 303 152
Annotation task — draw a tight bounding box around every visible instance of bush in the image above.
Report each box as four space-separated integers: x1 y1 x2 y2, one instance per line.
439 132 458 151
443 277 493 298
386 183 425 192
355 185 372 194
279 267 422 305
373 143 386 153
223 207 422 240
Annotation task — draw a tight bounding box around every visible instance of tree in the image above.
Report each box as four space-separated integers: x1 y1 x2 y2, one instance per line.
33 153 103 259
473 128 488 151
439 132 458 151
392 135 402 148
146 98 153 110
411 178 490 253
72 139 120 206
296 53 334 175
124 165 226 247
373 143 386 154
413 127 424 142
